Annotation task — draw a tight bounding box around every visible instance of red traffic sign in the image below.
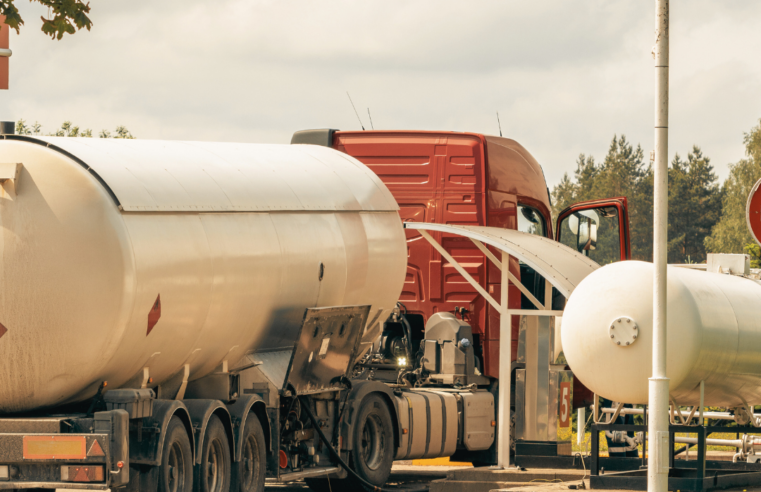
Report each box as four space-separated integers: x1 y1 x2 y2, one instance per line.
0 15 8 90
748 178 761 247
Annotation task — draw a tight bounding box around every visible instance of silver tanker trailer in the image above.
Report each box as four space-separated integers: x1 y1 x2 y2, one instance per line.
0 134 513 492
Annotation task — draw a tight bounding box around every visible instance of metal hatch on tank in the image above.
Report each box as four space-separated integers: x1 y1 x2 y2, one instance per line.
282 306 370 395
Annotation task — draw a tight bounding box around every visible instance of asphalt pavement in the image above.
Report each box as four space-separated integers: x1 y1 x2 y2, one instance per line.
265 465 457 492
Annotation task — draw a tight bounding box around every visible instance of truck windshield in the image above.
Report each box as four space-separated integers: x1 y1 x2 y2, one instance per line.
516 205 548 309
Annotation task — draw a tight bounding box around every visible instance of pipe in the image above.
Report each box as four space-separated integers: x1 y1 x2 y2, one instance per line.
356 363 401 370
674 437 742 448
649 2 670 492
598 406 761 423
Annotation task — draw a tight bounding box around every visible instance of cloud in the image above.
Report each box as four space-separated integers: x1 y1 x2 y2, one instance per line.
2 0 760 187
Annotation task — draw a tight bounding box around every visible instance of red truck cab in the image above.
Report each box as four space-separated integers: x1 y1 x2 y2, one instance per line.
292 129 629 392
336 131 555 380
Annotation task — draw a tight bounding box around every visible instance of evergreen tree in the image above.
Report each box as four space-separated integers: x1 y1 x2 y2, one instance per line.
551 136 652 264
592 136 653 261
551 135 724 264
667 147 722 263
574 154 598 202
705 120 761 254
550 172 576 226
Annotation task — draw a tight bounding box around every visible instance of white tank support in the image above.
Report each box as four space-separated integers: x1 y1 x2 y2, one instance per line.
404 222 598 468
404 222 599 299
469 238 545 310
699 381 705 425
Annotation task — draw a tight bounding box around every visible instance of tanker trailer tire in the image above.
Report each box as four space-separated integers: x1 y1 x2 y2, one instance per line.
194 415 232 492
231 414 266 492
160 417 194 492
347 394 394 489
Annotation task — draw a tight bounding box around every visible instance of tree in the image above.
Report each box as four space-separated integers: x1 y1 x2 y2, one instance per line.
1 0 91 40
551 154 597 223
100 125 134 139
53 120 86 137
550 172 577 225
704 120 761 255
590 136 653 262
667 147 722 263
16 119 133 139
745 243 761 269
15 118 41 135
552 135 653 263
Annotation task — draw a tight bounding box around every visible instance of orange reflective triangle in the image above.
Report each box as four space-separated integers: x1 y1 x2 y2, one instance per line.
73 467 89 482
87 439 105 457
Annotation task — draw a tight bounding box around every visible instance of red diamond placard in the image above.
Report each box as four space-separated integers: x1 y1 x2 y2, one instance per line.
147 294 161 336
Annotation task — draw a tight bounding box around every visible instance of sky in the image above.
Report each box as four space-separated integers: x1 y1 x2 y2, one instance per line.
2 0 761 188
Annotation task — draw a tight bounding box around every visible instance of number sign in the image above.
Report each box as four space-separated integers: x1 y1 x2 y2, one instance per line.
559 381 572 428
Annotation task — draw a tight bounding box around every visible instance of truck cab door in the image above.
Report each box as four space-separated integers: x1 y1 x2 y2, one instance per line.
555 197 631 263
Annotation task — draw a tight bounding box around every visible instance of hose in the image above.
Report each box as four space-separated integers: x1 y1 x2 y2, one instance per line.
298 395 428 492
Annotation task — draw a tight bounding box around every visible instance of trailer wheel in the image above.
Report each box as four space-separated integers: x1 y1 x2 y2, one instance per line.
159 417 194 492
348 394 394 488
231 414 266 492
195 415 232 492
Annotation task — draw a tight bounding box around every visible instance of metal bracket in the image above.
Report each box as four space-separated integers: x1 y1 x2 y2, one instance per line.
282 305 369 395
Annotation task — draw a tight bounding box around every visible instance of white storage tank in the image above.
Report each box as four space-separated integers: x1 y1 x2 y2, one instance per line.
0 136 407 413
561 261 761 406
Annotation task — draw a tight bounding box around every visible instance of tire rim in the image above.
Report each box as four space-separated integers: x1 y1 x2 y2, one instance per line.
360 414 385 471
168 441 186 492
207 438 225 492
241 433 258 489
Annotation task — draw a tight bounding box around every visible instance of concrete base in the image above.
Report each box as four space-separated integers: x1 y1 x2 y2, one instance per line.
428 466 587 492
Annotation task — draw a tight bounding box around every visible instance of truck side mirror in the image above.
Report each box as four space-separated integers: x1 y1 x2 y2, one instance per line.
567 211 599 254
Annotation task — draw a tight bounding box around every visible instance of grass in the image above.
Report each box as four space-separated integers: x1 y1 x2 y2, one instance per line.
560 428 751 457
